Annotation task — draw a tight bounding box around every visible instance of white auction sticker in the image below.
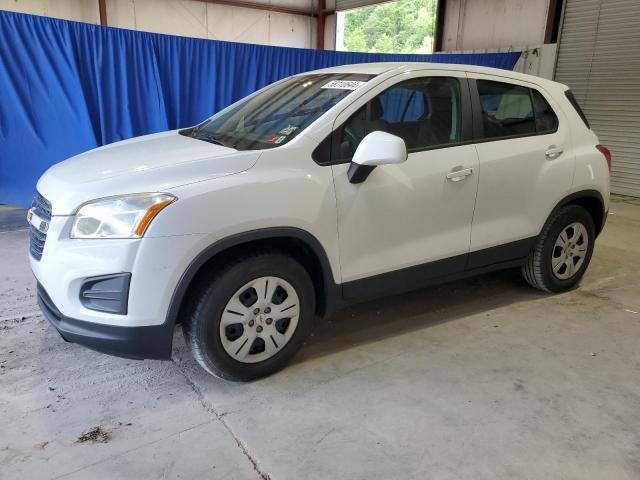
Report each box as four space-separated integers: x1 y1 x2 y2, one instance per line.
321 80 366 90
279 125 298 135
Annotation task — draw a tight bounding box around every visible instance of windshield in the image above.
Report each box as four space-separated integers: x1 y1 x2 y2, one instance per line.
181 73 374 150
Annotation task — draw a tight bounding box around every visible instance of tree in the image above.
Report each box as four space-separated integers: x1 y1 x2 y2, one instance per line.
373 33 393 53
341 0 437 54
344 27 368 52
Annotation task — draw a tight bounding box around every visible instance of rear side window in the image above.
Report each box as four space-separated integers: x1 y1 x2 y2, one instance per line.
564 90 590 128
477 80 558 139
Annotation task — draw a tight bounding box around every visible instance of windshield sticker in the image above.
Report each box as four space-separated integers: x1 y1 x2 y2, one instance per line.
279 125 298 135
321 80 366 90
263 134 288 144
263 134 281 143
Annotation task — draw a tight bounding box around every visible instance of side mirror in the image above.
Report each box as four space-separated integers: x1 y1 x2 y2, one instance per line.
348 131 407 184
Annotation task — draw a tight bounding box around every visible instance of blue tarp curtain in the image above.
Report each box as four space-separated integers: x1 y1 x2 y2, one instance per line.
0 11 521 206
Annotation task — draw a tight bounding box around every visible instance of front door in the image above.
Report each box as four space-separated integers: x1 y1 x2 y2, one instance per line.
330 72 479 299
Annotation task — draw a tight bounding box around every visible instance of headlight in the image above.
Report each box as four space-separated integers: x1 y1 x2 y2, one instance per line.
70 193 176 239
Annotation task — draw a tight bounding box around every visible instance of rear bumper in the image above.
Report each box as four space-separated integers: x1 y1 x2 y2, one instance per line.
38 284 173 360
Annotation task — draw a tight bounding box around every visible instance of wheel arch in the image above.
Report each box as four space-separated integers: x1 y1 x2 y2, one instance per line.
165 228 339 332
548 190 607 236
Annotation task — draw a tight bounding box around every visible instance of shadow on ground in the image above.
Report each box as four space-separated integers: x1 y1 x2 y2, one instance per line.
297 268 546 363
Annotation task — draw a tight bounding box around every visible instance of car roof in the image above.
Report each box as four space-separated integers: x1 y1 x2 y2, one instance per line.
305 62 565 90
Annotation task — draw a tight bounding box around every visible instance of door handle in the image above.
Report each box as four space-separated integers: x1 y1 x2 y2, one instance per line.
545 145 564 160
446 167 473 182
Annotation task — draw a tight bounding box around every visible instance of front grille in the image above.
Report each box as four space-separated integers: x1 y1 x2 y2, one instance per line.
29 191 52 261
32 191 52 219
29 226 47 260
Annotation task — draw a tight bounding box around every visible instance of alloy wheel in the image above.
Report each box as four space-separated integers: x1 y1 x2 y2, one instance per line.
551 222 589 280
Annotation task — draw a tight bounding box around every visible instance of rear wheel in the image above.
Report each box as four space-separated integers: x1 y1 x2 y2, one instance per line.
183 252 315 381
522 204 595 293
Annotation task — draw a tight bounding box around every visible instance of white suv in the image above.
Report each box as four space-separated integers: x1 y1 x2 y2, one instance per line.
30 63 611 380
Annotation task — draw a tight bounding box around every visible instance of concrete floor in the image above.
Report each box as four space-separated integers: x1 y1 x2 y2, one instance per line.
1 198 639 480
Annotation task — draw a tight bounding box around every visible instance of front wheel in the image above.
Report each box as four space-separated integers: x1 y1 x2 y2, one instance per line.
183 252 315 381
522 204 595 293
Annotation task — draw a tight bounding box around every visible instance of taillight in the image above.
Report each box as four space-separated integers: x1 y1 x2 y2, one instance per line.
596 144 612 172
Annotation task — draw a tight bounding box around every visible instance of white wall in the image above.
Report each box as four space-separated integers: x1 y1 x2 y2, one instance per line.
0 0 318 48
442 0 551 51
0 0 100 22
512 43 557 80
323 0 336 50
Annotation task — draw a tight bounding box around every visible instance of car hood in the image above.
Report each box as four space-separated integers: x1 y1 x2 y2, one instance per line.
37 130 260 215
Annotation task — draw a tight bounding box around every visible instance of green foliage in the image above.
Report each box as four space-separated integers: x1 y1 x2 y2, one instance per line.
342 0 437 54
344 27 368 52
374 33 394 53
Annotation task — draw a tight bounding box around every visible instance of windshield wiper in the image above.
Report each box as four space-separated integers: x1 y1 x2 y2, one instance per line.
199 134 225 146
191 130 221 144
194 132 237 149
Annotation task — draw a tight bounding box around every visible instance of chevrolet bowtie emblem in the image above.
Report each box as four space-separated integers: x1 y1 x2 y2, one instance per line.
27 208 49 234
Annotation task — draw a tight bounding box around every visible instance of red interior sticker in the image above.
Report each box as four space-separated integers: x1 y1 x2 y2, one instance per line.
263 134 281 143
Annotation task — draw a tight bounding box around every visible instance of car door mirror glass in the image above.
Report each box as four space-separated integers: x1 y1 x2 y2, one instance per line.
348 131 407 184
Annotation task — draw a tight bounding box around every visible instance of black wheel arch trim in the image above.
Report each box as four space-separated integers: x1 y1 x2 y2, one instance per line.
548 189 607 235
167 190 606 333
37 228 338 361
165 227 340 331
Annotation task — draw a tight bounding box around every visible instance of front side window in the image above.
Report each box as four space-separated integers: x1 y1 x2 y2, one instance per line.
182 73 373 150
477 80 558 139
336 77 462 161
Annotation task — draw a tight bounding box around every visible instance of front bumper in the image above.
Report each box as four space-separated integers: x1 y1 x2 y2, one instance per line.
31 213 210 360
38 284 173 359
30 214 209 328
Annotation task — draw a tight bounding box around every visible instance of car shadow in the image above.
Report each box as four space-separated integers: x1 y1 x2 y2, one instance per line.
294 268 548 363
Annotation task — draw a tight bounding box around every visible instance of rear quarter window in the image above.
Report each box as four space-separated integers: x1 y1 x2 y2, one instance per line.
564 90 590 128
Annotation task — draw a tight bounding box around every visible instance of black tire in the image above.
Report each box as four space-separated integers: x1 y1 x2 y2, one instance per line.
182 252 315 381
522 204 595 293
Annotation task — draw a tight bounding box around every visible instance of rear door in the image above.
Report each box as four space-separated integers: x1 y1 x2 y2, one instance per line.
467 74 574 268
